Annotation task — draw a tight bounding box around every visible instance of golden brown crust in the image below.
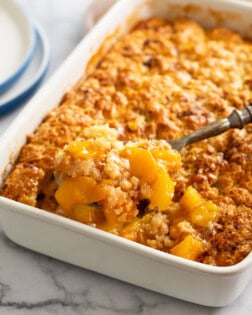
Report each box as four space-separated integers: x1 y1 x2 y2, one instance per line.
200 207 252 266
28 104 94 147
1 164 45 206
1 18 252 266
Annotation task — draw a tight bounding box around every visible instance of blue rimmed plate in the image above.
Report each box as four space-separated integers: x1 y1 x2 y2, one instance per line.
0 0 35 93
0 22 50 114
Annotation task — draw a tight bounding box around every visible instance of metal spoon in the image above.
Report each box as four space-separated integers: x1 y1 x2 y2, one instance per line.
87 104 252 208
168 104 252 152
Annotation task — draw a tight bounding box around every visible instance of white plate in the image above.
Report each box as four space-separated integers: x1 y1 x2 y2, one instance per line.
0 0 251 307
0 22 50 114
0 0 35 92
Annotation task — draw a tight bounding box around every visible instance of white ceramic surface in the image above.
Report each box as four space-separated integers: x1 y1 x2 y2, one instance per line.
0 0 251 308
0 21 50 113
0 0 35 91
83 0 118 33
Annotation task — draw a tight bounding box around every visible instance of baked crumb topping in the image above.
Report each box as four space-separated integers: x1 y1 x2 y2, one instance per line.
1 18 251 266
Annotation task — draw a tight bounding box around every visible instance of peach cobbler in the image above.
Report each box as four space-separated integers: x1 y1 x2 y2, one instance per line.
1 18 251 266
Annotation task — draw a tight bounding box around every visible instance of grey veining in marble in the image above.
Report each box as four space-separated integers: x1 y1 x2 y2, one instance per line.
0 0 251 314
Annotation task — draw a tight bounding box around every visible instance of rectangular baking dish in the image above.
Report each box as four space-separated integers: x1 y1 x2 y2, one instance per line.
0 0 251 307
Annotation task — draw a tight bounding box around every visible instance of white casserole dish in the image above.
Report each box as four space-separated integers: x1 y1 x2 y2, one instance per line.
0 0 251 307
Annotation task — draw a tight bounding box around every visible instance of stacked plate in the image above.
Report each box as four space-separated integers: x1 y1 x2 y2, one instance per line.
0 0 49 114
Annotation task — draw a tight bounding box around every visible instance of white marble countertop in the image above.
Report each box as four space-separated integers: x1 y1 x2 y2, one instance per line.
0 0 251 314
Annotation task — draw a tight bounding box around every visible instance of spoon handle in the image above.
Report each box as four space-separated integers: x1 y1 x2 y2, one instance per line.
169 104 252 152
